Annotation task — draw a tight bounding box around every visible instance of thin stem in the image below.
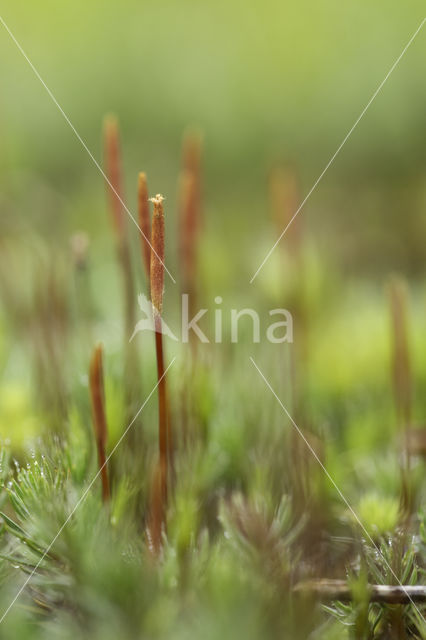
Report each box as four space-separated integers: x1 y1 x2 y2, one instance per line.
103 115 136 339
294 580 426 604
89 344 110 503
388 277 413 515
97 444 110 504
138 172 151 283
179 130 203 354
146 461 164 556
154 313 168 506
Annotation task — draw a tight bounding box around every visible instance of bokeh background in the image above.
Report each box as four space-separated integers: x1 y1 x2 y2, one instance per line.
1 1 426 452
1 0 426 276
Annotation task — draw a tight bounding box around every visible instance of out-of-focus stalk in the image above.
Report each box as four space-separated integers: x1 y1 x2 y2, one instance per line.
103 115 136 339
89 343 110 503
269 165 302 260
138 172 151 283
388 277 412 431
388 276 413 516
179 130 203 335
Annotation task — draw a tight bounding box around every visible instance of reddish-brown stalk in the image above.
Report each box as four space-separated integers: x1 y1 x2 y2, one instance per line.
138 172 151 282
388 277 413 517
70 232 94 346
150 195 171 511
89 344 110 503
269 165 302 260
179 171 197 297
103 116 136 338
270 164 306 425
150 195 165 317
388 277 412 431
269 165 314 522
104 115 126 243
177 170 198 442
179 130 203 324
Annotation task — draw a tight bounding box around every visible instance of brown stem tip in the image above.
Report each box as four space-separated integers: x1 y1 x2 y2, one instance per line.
150 195 165 316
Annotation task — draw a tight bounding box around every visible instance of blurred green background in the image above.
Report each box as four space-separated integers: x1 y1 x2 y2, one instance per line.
1 0 426 276
1 0 426 453
0 7 425 637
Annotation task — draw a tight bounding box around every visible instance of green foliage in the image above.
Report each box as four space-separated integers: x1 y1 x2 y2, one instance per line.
356 493 400 539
